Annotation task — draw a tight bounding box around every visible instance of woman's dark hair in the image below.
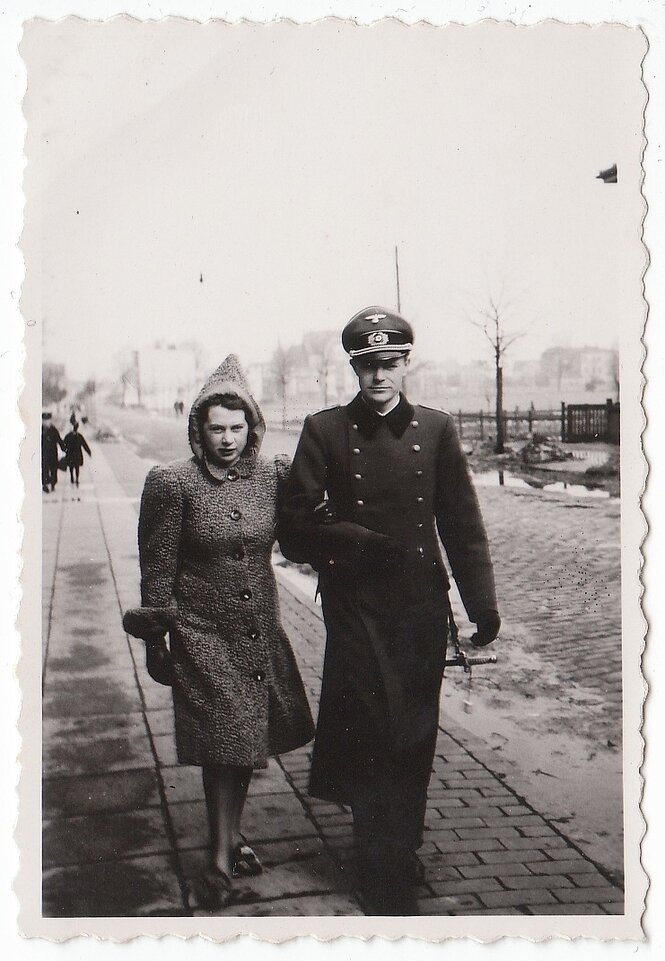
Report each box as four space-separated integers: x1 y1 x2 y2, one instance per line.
196 392 256 452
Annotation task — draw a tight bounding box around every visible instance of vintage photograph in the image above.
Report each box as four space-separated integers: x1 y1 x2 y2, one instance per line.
18 15 647 939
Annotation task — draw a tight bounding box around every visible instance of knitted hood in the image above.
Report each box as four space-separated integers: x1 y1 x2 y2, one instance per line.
188 354 266 470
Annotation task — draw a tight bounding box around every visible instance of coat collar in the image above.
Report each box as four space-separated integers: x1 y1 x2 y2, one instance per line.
346 392 415 439
202 451 257 482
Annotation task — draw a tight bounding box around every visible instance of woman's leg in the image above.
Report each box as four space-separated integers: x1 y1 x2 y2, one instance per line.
231 768 252 848
75 465 80 486
69 465 75 483
202 765 237 875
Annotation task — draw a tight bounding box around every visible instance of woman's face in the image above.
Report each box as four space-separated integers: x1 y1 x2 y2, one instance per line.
201 405 249 468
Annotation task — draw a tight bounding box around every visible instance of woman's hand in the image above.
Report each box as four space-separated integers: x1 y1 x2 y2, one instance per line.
145 637 174 686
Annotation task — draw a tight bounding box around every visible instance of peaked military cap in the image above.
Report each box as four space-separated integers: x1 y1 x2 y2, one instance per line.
342 306 414 357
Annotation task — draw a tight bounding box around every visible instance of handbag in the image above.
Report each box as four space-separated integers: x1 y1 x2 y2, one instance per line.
58 456 68 471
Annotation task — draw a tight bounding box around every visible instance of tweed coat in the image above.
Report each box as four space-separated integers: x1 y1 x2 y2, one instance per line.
130 356 315 768
278 392 497 807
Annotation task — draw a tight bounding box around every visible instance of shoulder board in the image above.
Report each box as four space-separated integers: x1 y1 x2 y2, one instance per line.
415 403 451 416
309 404 342 418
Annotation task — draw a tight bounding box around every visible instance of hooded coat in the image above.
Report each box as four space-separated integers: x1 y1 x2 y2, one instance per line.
125 355 314 767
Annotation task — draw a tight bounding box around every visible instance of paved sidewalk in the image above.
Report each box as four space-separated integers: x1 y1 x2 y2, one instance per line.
41 445 624 917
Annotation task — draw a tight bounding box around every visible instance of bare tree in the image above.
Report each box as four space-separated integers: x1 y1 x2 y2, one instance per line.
271 342 295 431
42 362 67 407
315 337 337 407
466 295 530 453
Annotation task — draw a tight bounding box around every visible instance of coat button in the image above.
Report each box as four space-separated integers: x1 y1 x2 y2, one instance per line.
352 448 361 455
230 509 242 520
412 445 421 452
352 424 359 430
354 473 362 480
418 547 425 555
357 500 364 506
416 496 424 503
329 558 335 566
417 523 424 529
241 589 252 600
227 468 239 481
416 470 423 477
411 421 419 428
254 670 264 682
249 630 260 640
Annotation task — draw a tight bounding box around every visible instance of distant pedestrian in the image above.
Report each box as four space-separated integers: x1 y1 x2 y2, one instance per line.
41 412 64 492
123 354 314 910
63 421 92 487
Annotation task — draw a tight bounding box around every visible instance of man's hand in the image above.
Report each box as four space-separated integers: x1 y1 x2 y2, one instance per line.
145 636 174 686
470 610 501 648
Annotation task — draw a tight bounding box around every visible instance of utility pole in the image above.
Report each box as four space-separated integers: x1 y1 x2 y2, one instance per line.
395 245 401 313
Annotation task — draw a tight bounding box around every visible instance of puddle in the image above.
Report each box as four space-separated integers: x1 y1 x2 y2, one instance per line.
472 470 611 499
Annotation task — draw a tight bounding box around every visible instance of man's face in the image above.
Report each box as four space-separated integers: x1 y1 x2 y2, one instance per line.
351 352 410 413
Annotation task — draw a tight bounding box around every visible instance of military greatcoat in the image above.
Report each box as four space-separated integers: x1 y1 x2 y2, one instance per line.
278 392 497 809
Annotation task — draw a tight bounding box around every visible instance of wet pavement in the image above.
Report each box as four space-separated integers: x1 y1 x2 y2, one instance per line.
41 440 625 917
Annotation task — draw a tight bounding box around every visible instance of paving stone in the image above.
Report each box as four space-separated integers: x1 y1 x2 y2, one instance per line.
42 675 144 719
417 893 482 914
145 708 176 736
458 861 533 879
530 860 599 876
436 837 505 855
552 887 624 904
198 893 364 917
152 733 179 767
43 768 161 818
477 848 549 864
480 888 558 908
160 765 205 804
502 874 574 889
43 726 155 778
524 903 606 916
499 835 569 850
601 902 625 915
430 877 503 897
42 853 185 917
43 807 170 867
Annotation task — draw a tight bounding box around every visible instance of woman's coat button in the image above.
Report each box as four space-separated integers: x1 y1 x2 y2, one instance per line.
412 444 421 452
241 589 252 600
227 468 239 481
230 509 242 520
254 671 264 682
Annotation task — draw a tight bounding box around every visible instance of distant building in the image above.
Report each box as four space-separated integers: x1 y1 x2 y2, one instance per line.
122 343 201 411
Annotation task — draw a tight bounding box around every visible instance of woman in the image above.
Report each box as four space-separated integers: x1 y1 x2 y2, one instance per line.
123 355 314 909
62 419 92 487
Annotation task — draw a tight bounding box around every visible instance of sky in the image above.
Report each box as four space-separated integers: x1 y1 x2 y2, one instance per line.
21 18 647 381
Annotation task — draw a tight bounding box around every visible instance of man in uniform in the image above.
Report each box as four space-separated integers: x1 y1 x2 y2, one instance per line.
278 307 500 915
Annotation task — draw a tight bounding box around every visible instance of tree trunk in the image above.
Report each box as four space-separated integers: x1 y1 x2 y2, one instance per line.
495 364 504 454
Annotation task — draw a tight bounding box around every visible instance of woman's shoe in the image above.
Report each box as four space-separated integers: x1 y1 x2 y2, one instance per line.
232 842 263 877
191 868 233 910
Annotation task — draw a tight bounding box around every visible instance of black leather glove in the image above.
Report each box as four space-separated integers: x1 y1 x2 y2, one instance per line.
322 521 408 568
145 636 174 686
470 610 501 648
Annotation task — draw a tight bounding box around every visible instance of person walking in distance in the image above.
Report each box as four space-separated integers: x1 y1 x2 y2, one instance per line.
63 419 92 487
41 412 64 493
278 307 500 915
